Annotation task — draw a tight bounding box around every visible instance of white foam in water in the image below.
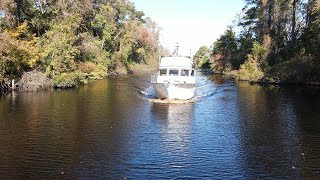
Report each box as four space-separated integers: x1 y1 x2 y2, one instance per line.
194 76 217 99
194 84 217 100
139 86 156 98
139 75 217 102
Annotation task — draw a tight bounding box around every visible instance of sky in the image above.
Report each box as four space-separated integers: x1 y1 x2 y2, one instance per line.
131 0 245 55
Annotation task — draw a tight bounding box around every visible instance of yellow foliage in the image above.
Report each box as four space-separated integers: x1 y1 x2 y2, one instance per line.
316 0 320 10
136 48 145 56
101 4 114 14
5 22 30 39
0 22 40 77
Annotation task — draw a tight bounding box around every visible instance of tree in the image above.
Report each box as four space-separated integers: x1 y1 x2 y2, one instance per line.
211 27 238 72
38 17 80 77
301 0 320 60
0 0 16 28
194 46 210 69
0 22 40 78
0 0 161 88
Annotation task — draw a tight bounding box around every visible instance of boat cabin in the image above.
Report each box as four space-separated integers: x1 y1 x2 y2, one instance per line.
152 56 195 84
151 56 196 100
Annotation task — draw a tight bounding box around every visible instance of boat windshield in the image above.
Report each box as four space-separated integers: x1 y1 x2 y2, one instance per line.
181 69 189 76
158 69 194 77
159 69 167 76
169 69 179 76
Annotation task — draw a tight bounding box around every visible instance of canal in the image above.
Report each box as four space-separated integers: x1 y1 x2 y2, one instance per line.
1 73 320 179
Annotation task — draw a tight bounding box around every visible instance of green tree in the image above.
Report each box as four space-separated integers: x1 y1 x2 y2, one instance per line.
194 46 210 69
210 27 238 72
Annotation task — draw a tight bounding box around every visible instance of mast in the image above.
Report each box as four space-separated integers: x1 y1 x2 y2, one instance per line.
173 42 179 56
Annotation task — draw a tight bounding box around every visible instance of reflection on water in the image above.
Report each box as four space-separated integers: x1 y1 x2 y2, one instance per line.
235 84 302 178
1 73 320 179
151 103 194 161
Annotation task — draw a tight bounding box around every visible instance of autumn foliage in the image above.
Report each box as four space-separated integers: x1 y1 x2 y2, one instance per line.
0 22 40 80
0 0 161 88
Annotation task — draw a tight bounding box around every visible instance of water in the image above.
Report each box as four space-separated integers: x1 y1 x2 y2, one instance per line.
1 73 320 179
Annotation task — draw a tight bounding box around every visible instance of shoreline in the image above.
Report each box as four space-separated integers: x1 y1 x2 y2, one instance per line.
0 63 157 93
233 76 320 88
3 67 320 94
205 70 320 87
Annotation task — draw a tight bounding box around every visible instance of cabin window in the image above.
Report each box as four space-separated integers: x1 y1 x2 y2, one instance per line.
159 69 167 76
191 70 195 76
181 69 189 76
169 69 179 76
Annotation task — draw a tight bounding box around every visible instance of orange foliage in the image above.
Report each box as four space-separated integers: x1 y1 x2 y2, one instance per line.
137 25 156 50
77 62 96 74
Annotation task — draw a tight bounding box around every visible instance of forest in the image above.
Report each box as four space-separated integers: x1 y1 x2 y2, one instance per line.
195 0 320 84
0 0 161 89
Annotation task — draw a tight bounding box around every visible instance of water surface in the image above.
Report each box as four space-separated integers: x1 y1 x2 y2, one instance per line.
1 73 320 179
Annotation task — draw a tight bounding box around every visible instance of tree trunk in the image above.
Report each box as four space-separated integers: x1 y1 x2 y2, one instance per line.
15 0 23 26
260 0 268 37
291 0 297 43
267 0 274 31
38 0 44 14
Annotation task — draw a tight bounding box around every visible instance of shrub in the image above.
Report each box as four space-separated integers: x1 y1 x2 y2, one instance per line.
237 59 264 81
77 62 96 74
53 72 80 88
77 62 107 79
89 65 107 79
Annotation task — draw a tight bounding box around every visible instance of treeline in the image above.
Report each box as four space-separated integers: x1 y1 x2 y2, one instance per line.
0 0 161 88
195 0 320 84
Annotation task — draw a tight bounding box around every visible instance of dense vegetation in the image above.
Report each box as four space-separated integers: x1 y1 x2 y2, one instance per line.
195 0 320 84
0 0 161 89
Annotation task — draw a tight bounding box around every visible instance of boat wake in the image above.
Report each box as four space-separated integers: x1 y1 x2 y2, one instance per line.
194 84 217 98
139 76 217 103
139 86 156 98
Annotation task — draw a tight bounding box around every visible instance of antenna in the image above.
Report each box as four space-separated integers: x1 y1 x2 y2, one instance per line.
173 42 179 56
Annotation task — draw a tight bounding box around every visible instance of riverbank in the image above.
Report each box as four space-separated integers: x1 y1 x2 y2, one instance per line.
0 62 157 93
0 0 162 94
219 59 320 87
0 80 12 92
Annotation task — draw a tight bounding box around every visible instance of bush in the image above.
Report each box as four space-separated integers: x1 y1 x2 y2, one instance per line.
264 57 320 83
77 62 107 79
237 59 264 81
89 65 107 79
53 72 82 88
251 41 268 70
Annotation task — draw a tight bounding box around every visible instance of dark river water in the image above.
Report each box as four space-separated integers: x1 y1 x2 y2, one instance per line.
1 73 320 179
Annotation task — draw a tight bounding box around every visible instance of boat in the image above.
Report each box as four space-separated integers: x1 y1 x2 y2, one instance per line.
151 56 196 100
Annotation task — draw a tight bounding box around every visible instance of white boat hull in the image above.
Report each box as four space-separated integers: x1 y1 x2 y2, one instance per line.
152 83 195 100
